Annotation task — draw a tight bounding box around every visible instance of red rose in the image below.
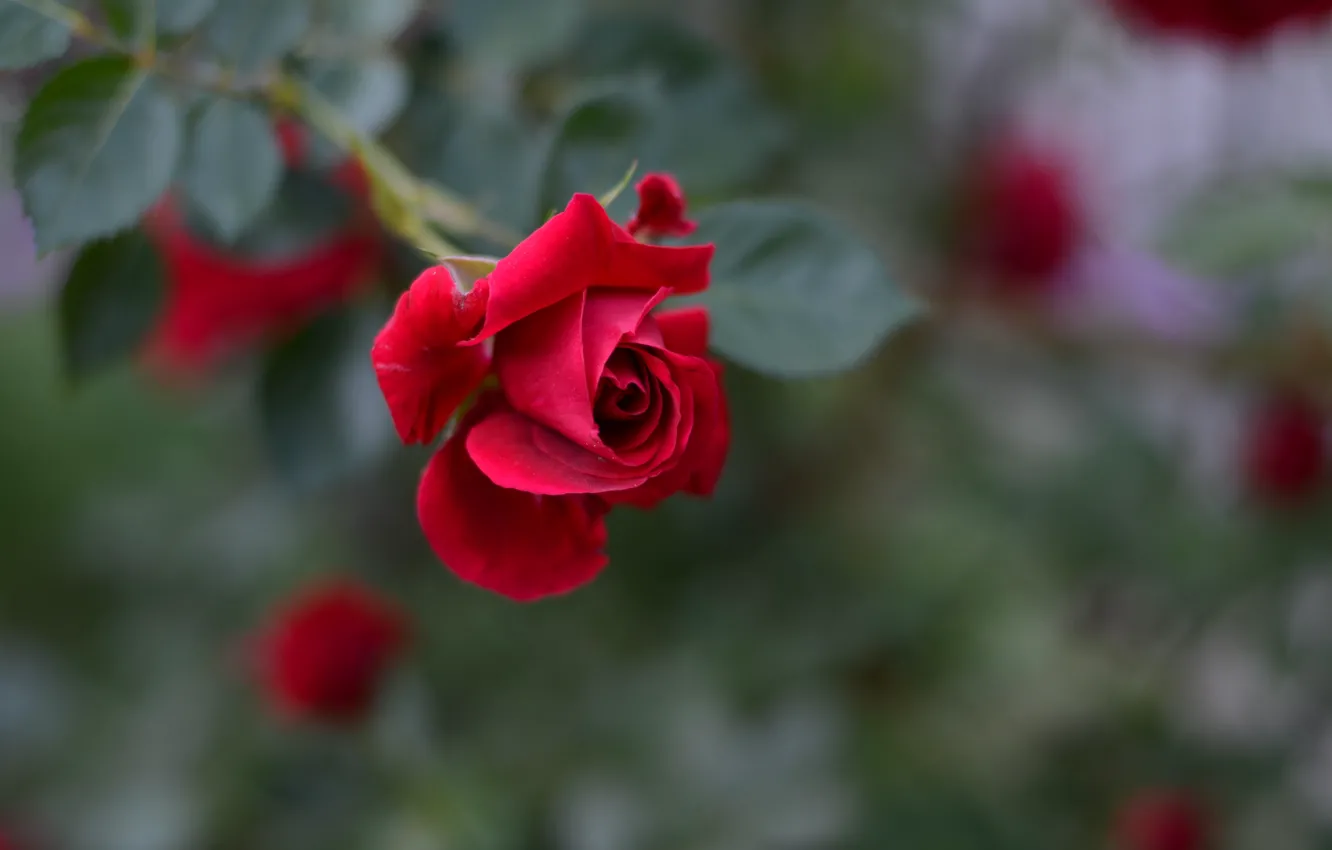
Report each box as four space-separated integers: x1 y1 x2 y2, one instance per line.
372 191 728 601
1107 0 1332 46
1115 791 1208 850
1243 391 1325 506
627 173 697 240
254 579 407 723
971 139 1083 294
146 123 380 370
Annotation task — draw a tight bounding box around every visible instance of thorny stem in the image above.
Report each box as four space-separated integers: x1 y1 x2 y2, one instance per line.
25 0 521 258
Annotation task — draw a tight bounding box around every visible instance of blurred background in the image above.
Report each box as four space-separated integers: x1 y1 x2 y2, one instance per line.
8 0 1332 847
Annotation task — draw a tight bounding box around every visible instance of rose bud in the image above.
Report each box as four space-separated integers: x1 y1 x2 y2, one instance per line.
373 193 728 601
626 173 697 240
1243 391 1326 506
970 138 1084 297
253 579 407 723
1115 790 1209 850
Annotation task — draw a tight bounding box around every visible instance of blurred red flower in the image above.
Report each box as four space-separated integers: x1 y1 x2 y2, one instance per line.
627 173 697 240
971 139 1084 295
1108 0 1332 46
1244 392 1326 506
254 579 407 723
1115 791 1209 850
146 121 381 370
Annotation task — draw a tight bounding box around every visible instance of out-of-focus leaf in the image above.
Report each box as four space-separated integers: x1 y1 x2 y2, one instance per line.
203 0 310 71
303 55 408 137
0 1 70 68
58 231 164 382
397 94 544 234
180 98 282 241
100 0 217 39
187 168 356 258
258 307 394 490
539 83 662 224
15 56 183 253
450 0 585 67
567 16 787 192
1162 176 1332 279
687 201 919 377
313 0 417 40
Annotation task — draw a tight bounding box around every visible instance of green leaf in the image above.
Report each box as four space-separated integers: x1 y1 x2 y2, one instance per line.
203 0 310 71
313 0 416 40
539 84 662 224
179 98 281 241
0 1 71 69
16 56 183 253
258 308 395 490
58 231 165 382
568 16 787 192
303 55 407 137
687 202 919 377
398 94 544 233
451 0 585 67
185 168 356 259
102 0 217 37
1161 176 1332 279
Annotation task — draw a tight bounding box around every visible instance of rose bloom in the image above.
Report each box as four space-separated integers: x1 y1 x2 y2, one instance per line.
1107 0 1332 46
373 185 728 601
970 138 1083 295
1243 391 1326 506
253 579 407 723
1115 791 1209 850
145 124 381 370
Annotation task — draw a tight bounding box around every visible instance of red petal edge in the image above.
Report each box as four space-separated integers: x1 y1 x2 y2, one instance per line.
371 267 492 445
417 393 611 602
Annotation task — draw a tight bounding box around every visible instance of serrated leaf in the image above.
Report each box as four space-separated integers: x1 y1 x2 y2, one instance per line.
687 202 919 377
451 0 585 67
0 0 71 69
16 56 183 253
539 84 662 224
258 307 394 490
59 231 164 382
203 0 310 71
180 98 281 241
313 0 416 40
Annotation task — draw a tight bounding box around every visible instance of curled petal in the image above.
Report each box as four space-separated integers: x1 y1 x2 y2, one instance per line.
417 394 610 601
655 307 711 356
609 354 729 509
471 194 713 341
371 267 491 445
466 408 653 495
627 173 696 239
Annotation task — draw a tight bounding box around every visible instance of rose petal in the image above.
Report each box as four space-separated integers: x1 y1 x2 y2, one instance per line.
371 267 491 445
655 307 711 356
609 352 728 509
466 408 653 495
417 394 610 601
581 288 670 398
471 194 713 341
494 292 597 446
